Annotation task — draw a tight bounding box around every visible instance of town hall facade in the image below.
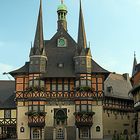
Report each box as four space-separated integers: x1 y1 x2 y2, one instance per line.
0 0 135 139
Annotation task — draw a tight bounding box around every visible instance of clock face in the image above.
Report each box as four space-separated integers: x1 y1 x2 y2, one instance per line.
58 37 67 47
59 38 65 46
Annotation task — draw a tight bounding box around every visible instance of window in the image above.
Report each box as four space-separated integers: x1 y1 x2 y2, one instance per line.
29 80 33 87
4 110 11 118
107 86 113 93
28 74 45 87
29 105 45 112
80 127 89 138
40 106 44 112
40 80 45 87
81 59 86 65
56 128 64 139
76 104 92 112
33 106 38 112
81 105 87 112
58 63 64 68
87 80 91 87
88 105 92 112
58 84 62 91
76 81 79 87
81 80 86 86
96 126 100 132
52 84 56 91
64 84 68 91
34 80 39 87
29 106 32 111
76 105 80 112
32 129 40 139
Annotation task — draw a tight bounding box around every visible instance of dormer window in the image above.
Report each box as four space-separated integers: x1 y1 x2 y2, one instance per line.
107 86 113 93
58 63 64 68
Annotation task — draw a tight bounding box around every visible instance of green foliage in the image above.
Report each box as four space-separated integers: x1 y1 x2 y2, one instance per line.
74 111 95 116
25 111 46 116
76 86 94 92
25 86 46 93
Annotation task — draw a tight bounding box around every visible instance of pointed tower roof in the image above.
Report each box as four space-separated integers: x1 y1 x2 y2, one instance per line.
29 42 34 56
33 0 44 55
132 52 137 76
78 0 87 51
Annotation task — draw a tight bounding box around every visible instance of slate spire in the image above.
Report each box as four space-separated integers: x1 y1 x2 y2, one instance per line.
78 0 87 51
132 52 137 76
33 0 44 55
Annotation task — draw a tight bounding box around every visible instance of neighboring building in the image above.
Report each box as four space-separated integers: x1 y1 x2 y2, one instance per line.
130 54 140 137
0 81 16 139
104 73 134 137
0 0 135 140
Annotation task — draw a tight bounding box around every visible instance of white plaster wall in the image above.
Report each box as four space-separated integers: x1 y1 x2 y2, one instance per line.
103 111 134 136
17 106 30 140
91 105 103 139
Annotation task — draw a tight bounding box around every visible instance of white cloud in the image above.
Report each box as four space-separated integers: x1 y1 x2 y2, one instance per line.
0 63 14 80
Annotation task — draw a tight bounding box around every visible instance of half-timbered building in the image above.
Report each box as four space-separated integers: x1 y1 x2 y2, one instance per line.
0 81 16 139
130 54 140 137
0 0 135 139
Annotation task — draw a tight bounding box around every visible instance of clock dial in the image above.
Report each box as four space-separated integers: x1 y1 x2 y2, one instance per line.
58 37 67 47
59 38 65 46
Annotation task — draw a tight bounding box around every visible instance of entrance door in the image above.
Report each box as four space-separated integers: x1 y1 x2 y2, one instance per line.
54 109 67 140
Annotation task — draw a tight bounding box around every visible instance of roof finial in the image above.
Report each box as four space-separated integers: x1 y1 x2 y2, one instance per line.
134 51 136 58
80 0 82 7
61 0 64 4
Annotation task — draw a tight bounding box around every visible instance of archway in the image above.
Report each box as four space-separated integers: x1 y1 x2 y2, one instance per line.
55 109 67 126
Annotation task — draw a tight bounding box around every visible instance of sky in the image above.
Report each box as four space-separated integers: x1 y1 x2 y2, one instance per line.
0 0 140 80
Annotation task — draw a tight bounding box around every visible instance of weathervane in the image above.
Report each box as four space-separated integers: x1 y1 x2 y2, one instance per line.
61 0 64 4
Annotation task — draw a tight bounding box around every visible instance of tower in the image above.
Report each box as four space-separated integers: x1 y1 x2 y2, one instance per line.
29 0 47 74
74 0 92 75
7 1 116 140
132 52 137 77
57 0 68 31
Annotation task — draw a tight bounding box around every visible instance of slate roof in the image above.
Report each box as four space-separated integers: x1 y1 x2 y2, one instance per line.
10 62 29 76
104 73 132 100
129 82 140 94
92 60 109 74
10 26 109 78
10 50 109 78
0 81 16 109
136 63 140 72
42 29 77 78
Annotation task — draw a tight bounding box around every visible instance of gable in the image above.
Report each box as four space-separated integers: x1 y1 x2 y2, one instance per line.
43 29 78 78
